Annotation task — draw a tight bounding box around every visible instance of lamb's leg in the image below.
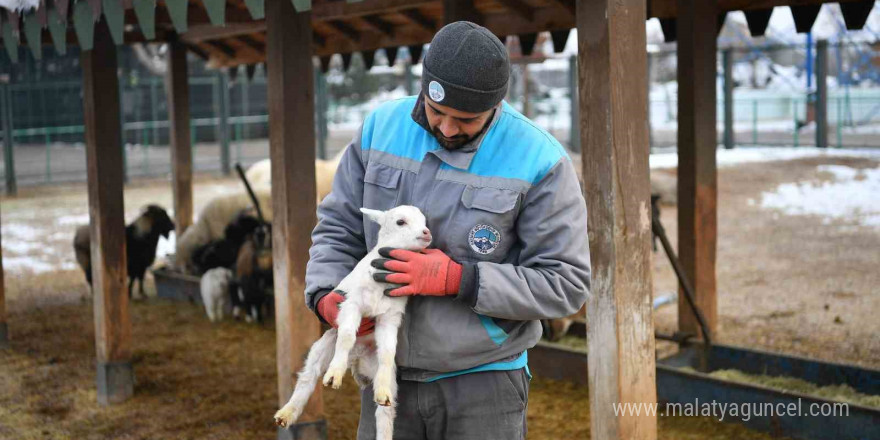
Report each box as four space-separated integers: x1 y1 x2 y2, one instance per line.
372 312 402 407
139 276 146 299
322 300 362 389
375 402 396 440
275 329 337 428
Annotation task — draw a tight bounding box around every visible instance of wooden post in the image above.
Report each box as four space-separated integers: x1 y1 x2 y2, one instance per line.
81 18 133 405
578 0 657 439
816 40 828 149
266 1 324 439
723 48 734 150
443 0 480 24
166 39 194 236
2 84 16 195
676 0 718 338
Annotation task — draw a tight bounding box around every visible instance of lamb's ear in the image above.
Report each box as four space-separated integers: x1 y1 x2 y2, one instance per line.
360 208 386 224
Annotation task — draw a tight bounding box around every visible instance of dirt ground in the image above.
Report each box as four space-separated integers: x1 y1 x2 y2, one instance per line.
1 153 878 439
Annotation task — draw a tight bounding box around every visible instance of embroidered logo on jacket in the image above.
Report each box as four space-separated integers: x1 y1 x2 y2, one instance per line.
468 224 501 255
428 81 445 102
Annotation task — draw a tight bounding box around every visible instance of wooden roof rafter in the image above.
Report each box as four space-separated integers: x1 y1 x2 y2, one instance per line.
398 8 437 33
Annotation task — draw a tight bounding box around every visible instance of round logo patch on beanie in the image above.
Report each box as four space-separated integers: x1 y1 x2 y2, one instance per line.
428 81 445 102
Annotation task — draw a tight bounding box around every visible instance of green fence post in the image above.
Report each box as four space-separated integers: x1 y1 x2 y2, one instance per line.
752 99 758 145
2 84 17 195
836 96 842 149
214 72 231 175
45 131 51 183
235 121 242 162
240 76 249 140
119 74 129 183
793 98 799 148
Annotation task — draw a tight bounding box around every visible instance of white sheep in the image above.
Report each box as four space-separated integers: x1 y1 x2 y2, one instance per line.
200 267 234 322
274 205 432 440
175 155 342 274
245 152 342 203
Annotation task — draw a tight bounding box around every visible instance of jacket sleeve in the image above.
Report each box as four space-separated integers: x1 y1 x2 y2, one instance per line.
462 157 591 321
304 127 368 311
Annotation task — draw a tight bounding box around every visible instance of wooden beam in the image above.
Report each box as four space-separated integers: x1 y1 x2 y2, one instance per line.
238 34 266 54
649 0 869 19
360 14 395 37
185 43 210 60
399 8 437 33
547 0 576 15
442 0 482 24
578 0 657 438
312 0 434 21
676 0 718 339
265 1 324 439
326 19 361 42
192 4 577 66
166 39 193 237
81 17 133 406
205 39 237 58
496 0 535 22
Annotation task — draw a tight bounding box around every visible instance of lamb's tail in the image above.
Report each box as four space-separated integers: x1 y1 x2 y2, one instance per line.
276 329 337 425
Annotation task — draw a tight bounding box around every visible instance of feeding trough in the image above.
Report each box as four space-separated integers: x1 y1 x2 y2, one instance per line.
527 340 880 440
153 267 203 303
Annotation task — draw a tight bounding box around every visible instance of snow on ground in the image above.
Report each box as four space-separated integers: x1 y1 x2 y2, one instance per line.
649 146 880 169
756 164 880 228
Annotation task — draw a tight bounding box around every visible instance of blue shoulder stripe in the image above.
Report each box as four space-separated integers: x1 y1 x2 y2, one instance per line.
361 96 436 163
456 102 570 185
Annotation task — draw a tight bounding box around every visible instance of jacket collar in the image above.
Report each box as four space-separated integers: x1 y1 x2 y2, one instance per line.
410 93 502 170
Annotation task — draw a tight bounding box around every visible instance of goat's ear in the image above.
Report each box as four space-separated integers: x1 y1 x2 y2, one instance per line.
360 208 385 224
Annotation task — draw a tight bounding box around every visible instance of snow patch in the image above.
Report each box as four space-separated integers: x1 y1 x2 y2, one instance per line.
650 147 880 169
760 165 880 228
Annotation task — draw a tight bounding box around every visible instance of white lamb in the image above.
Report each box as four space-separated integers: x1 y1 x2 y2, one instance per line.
274 205 432 440
200 267 234 322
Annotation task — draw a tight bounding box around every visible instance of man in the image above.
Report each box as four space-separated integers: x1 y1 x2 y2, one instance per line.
305 21 590 439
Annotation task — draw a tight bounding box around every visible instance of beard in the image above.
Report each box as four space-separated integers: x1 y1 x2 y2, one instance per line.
432 127 472 150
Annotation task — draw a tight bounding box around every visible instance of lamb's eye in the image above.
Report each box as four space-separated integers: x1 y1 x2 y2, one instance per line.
396 219 406 226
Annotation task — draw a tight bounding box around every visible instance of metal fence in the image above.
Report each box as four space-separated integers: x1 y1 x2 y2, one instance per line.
5 41 880 193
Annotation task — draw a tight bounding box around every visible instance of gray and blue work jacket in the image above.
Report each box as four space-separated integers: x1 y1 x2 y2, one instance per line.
305 94 591 381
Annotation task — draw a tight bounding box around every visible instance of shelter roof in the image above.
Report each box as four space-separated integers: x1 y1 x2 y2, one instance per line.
0 0 875 68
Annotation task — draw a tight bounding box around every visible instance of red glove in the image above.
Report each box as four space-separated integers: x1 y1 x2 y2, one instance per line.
316 291 374 336
371 248 463 297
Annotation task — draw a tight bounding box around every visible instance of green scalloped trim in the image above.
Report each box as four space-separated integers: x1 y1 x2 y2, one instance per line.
202 0 226 25
24 13 41 60
2 22 19 63
73 1 95 52
243 0 264 20
102 0 125 45
133 0 156 40
48 8 68 55
291 0 311 12
165 0 188 33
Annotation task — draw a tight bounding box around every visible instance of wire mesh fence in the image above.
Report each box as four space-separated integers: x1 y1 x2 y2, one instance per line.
3 41 880 193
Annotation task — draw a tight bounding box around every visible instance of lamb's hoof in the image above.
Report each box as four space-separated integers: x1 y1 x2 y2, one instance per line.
374 387 392 407
274 405 300 428
322 367 345 389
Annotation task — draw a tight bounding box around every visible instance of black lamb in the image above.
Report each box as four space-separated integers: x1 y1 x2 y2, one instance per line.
190 213 264 275
74 204 175 299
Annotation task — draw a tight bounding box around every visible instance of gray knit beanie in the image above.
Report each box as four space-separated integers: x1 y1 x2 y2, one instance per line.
421 21 510 113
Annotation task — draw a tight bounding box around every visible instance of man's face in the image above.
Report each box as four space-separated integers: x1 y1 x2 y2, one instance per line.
424 96 496 150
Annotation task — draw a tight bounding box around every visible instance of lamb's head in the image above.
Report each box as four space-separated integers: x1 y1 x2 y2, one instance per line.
361 206 431 251
135 204 176 239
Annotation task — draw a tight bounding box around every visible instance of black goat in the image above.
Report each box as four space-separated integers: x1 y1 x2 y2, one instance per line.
233 223 273 323
190 213 263 275
74 204 175 299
